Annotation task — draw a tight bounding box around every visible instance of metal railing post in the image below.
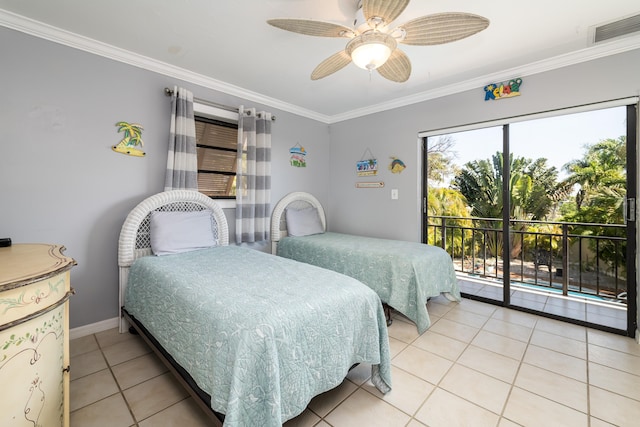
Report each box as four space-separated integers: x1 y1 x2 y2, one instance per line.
562 223 569 296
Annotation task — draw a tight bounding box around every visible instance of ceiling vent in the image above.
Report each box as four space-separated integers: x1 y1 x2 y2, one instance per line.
590 14 640 44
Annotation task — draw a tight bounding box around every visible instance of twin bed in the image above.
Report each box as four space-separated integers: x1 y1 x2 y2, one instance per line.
118 190 391 426
118 190 459 425
271 192 460 334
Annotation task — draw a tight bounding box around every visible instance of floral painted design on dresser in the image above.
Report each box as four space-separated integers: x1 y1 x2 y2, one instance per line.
1 308 63 361
0 278 65 315
1 243 74 426
0 307 65 426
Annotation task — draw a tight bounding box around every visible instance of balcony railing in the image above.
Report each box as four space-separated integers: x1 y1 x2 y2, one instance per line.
428 216 627 304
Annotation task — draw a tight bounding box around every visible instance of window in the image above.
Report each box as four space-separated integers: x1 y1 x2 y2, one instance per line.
195 116 238 198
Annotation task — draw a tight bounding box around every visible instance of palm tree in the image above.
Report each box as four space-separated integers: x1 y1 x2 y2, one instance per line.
453 152 560 259
559 137 626 210
560 137 627 270
113 122 146 156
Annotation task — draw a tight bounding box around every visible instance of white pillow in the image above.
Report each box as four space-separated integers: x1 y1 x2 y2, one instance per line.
150 210 218 256
285 207 324 237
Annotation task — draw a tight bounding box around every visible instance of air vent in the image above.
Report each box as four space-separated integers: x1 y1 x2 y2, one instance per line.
592 14 640 44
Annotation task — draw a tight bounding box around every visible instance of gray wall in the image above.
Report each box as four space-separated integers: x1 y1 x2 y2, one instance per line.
0 27 331 328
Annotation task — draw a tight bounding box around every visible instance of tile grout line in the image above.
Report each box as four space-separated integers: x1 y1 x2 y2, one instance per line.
104 333 198 426
315 379 359 425
69 333 140 425
432 303 598 425
448 303 522 425
403 300 489 425
497 312 539 424
97 332 141 427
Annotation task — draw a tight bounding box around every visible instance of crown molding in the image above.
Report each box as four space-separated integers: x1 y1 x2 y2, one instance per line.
0 9 332 123
2 9 638 125
329 35 640 123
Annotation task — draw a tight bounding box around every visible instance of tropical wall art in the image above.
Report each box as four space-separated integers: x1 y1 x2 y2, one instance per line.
113 121 145 156
289 143 307 167
357 148 378 176
388 157 406 174
484 78 522 101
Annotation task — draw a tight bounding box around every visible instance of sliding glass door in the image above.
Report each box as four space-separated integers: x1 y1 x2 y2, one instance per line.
423 102 637 336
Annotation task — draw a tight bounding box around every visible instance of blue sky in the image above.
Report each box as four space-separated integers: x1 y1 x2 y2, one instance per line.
442 106 627 180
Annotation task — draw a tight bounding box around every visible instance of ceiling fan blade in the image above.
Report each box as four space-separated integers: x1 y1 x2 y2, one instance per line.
362 0 410 24
377 49 411 82
399 13 490 45
311 51 352 80
267 18 355 38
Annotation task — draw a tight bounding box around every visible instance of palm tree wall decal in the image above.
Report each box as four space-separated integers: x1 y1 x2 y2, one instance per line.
113 121 145 156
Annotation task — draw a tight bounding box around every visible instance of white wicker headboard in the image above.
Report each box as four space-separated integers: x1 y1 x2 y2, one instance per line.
270 192 326 254
118 190 229 332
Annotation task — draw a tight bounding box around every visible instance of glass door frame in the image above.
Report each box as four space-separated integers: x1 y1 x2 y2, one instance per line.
625 104 637 335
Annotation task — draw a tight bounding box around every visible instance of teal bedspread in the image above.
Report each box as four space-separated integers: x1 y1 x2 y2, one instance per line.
277 232 460 333
124 246 391 426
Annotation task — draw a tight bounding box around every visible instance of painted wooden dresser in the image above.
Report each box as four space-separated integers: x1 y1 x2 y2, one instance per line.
0 244 75 427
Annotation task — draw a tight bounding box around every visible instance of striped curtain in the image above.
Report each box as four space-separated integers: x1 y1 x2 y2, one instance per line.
164 86 198 190
235 106 272 243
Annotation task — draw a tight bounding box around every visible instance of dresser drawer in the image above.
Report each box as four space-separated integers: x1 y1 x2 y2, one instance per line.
0 270 71 325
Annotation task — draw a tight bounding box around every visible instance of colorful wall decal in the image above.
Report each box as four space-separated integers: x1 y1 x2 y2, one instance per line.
357 159 378 176
289 143 306 167
484 78 522 101
357 148 378 176
113 121 145 156
388 157 406 174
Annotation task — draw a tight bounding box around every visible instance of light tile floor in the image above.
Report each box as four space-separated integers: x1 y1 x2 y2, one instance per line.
70 295 640 427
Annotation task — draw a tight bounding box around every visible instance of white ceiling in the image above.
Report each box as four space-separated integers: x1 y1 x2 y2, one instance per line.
1 0 640 122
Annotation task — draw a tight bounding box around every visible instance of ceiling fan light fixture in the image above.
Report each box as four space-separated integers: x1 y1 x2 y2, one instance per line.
346 32 397 70
268 0 489 82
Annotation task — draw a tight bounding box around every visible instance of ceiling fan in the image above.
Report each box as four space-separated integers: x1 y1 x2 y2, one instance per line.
267 0 489 82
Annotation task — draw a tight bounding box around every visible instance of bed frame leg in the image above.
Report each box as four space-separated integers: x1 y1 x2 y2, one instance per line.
383 303 393 327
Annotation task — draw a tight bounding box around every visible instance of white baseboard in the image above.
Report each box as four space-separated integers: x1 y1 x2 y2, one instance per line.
70 317 120 340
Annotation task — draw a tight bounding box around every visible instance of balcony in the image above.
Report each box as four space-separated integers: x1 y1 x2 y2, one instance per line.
428 215 628 331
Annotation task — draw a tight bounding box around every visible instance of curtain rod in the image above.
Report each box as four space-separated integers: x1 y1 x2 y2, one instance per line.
164 88 276 121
